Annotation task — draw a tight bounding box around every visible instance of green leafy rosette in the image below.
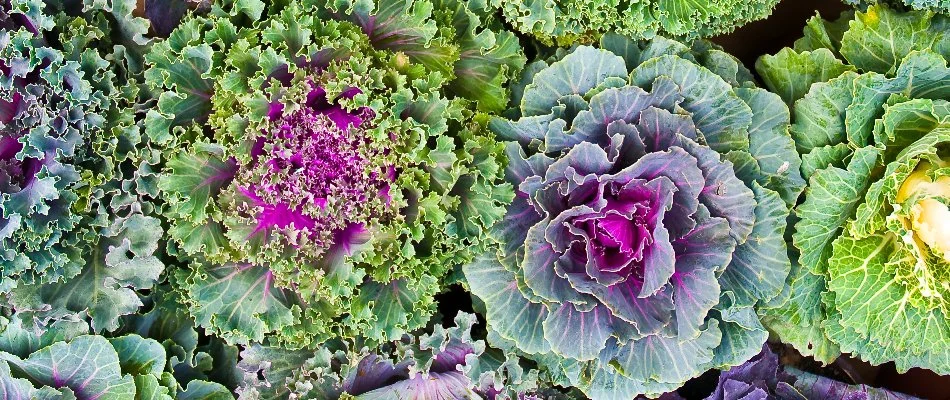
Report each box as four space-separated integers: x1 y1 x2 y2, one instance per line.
757 4 950 372
148 0 520 348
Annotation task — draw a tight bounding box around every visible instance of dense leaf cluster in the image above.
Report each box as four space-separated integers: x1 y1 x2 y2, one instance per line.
490 0 781 46
0 0 945 399
757 3 950 373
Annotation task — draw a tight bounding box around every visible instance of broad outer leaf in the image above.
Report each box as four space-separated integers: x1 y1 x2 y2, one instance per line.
0 335 136 399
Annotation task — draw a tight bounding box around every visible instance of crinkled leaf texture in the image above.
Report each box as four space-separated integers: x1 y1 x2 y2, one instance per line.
1 0 170 336
312 0 526 112
149 0 517 347
464 34 803 399
845 0 950 14
235 312 543 400
756 4 950 372
490 0 780 46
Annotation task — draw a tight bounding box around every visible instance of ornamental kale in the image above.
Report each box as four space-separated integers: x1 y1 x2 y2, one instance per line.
1 0 177 335
490 0 780 46
148 0 519 347
464 34 805 399
756 4 950 372
236 312 543 399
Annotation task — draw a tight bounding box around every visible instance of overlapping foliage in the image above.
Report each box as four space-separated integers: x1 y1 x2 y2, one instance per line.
1 0 944 399
148 0 521 348
464 34 805 398
757 3 950 373
236 312 554 399
0 286 239 399
694 345 920 400
0 0 182 339
491 0 781 46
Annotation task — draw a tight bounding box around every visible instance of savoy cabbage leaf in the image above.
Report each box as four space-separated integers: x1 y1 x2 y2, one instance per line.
756 3 950 372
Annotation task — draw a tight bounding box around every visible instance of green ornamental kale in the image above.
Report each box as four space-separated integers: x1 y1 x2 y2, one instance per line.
756 4 950 372
491 0 780 46
148 0 520 348
0 0 177 335
465 34 804 399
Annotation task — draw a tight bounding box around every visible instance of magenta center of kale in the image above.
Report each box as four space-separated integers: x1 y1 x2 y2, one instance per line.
243 87 391 249
570 181 658 279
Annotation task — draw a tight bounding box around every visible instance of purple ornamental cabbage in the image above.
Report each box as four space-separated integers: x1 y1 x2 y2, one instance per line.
1 0 86 290
227 85 390 267
465 34 806 398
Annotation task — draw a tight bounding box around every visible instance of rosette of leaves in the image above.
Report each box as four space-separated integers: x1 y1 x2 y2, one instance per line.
489 0 780 46
148 0 519 347
464 34 805 398
235 312 544 400
755 4 950 372
845 0 950 14
1 0 182 335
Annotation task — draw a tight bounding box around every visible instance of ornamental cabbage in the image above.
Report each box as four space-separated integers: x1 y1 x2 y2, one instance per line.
464 34 805 398
490 0 780 46
1 0 178 335
148 0 519 347
756 4 950 372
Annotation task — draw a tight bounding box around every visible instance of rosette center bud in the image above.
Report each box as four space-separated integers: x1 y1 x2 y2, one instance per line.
235 85 394 256
567 179 661 283
898 161 950 263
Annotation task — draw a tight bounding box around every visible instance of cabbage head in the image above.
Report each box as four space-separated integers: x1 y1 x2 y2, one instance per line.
756 4 950 372
464 34 805 399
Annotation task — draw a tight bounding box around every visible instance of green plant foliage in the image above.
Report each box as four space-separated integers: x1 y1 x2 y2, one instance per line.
846 0 950 14
465 34 803 399
0 0 172 337
756 3 950 372
491 0 781 45
147 0 520 348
